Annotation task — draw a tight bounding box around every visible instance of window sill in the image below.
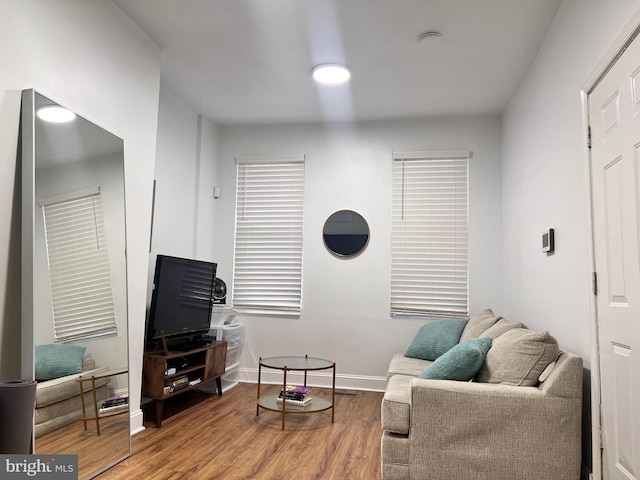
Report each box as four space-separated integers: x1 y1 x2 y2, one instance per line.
390 312 469 321
233 308 300 319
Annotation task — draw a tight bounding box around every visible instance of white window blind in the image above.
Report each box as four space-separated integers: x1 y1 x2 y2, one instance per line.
391 150 469 317
233 155 305 314
41 187 118 341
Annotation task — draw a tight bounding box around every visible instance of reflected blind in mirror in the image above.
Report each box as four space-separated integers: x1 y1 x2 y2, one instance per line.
233 155 305 314
41 187 118 341
391 150 469 318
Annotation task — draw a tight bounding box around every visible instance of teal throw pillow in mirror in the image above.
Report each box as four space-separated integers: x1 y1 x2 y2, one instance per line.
419 337 493 381
405 318 468 361
35 344 86 381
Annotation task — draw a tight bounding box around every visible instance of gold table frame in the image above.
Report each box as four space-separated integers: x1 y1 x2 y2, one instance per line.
257 355 335 430
76 368 128 435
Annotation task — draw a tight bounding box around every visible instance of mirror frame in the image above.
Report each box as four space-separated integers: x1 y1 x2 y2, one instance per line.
322 209 370 258
20 89 131 478
21 89 36 379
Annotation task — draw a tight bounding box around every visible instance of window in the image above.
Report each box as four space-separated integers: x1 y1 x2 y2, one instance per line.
391 150 469 318
41 187 118 341
233 155 305 314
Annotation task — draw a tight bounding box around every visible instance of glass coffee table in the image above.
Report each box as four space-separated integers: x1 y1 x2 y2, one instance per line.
257 355 335 430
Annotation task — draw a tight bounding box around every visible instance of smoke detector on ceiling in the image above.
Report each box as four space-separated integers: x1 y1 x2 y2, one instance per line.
418 31 442 47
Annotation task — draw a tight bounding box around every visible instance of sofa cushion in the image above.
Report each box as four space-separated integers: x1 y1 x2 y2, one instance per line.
35 344 86 381
460 308 501 342
405 318 468 361
381 374 414 435
35 383 109 424
34 384 110 438
381 431 410 478
476 328 559 386
419 337 492 381
479 318 525 339
35 366 110 407
388 353 433 378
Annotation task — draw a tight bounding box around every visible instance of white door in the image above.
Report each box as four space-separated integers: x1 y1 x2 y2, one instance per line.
590 32 640 480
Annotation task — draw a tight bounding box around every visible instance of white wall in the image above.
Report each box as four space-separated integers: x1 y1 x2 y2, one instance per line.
0 0 161 433
195 116 220 261
502 1 640 473
213 117 502 389
151 88 199 258
151 110 503 390
149 87 220 297
502 0 640 365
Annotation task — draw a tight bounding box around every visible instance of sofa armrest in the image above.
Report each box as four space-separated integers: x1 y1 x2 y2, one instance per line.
408 379 582 480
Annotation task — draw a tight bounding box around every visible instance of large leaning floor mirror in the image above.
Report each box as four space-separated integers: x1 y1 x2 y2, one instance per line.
20 90 130 478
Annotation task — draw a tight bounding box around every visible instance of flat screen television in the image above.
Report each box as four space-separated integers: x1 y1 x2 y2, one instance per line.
145 254 217 348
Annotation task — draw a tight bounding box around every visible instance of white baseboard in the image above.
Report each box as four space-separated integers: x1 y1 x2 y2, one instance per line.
130 408 144 435
238 367 387 392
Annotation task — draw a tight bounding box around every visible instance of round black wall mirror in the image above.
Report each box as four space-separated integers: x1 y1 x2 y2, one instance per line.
323 210 370 257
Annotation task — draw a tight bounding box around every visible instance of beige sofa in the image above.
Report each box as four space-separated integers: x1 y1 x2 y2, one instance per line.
35 356 111 438
381 310 583 480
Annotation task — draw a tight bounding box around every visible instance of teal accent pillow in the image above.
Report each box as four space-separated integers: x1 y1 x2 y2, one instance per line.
405 318 468 361
419 337 493 381
35 344 86 381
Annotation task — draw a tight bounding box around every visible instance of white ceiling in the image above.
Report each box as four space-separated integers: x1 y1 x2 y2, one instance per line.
114 0 562 125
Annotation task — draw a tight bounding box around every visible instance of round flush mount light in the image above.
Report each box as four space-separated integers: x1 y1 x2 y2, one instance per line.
36 105 76 123
418 31 442 47
312 64 351 85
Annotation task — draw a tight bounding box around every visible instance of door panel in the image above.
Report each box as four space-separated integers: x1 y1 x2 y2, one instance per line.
590 32 640 480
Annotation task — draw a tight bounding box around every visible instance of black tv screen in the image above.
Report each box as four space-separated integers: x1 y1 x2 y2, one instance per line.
146 255 217 345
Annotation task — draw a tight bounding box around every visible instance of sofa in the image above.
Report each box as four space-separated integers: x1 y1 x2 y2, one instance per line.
34 345 112 438
381 309 583 480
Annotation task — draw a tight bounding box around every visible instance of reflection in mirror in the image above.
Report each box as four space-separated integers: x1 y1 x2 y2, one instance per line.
21 90 130 478
323 210 370 257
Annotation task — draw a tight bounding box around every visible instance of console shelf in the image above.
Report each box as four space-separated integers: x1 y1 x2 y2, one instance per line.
142 341 227 427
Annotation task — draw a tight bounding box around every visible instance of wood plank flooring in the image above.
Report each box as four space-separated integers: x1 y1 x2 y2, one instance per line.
36 413 130 479
96 383 383 480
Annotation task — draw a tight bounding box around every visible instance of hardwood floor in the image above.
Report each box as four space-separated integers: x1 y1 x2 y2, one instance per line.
96 383 383 480
36 413 130 479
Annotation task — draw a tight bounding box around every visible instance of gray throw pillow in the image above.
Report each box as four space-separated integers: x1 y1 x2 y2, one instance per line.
419 337 492 381
405 318 468 361
479 318 525 339
475 328 559 386
460 308 501 342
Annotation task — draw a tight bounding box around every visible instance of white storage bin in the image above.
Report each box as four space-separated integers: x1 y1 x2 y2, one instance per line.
220 324 243 349
207 323 244 392
225 348 241 371
220 369 239 392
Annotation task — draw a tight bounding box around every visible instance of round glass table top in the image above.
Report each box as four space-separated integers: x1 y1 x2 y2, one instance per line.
260 356 333 370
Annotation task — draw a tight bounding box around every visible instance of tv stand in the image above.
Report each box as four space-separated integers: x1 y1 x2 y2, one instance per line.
142 341 227 427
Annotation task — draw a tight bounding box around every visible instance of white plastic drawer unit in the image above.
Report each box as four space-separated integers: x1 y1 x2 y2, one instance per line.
221 324 243 349
220 369 239 393
225 348 241 371
203 322 244 393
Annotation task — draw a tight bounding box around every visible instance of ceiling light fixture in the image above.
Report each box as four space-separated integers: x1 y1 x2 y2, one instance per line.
36 105 76 123
418 31 442 47
312 64 351 85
